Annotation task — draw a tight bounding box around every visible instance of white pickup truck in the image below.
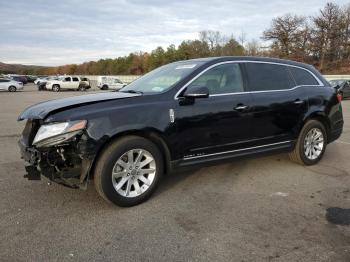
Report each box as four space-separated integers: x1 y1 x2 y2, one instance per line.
46 76 91 92
96 76 126 90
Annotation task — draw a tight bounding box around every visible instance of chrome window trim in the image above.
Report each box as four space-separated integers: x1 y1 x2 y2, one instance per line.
174 60 324 99
183 140 292 160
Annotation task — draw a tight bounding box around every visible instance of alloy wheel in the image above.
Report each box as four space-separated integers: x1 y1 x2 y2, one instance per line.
111 149 156 198
304 128 324 160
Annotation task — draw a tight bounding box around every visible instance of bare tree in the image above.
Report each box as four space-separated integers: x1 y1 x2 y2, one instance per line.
238 30 247 47
263 14 307 58
311 3 343 70
199 30 223 51
245 39 260 56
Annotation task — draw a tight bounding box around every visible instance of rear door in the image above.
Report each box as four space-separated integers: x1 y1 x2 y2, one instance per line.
72 77 80 89
112 78 124 89
243 62 309 145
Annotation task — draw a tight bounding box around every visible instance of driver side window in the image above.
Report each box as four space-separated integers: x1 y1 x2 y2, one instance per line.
188 63 244 95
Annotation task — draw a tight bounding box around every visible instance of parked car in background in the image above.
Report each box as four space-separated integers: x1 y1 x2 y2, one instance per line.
0 78 23 92
18 56 343 207
329 79 350 99
34 76 58 91
25 75 37 83
34 76 48 85
10 75 28 84
97 76 126 90
79 77 91 90
46 76 90 91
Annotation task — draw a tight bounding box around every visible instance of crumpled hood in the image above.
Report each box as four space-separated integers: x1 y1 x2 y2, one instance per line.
18 92 140 120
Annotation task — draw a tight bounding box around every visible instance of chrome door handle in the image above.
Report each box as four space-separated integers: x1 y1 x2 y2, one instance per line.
294 100 305 105
234 105 249 111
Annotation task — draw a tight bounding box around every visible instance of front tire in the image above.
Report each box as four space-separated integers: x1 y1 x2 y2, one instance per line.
52 85 60 92
94 136 163 207
8 86 16 92
289 120 327 165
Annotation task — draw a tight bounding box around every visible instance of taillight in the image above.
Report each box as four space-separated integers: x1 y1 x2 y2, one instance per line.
337 93 342 102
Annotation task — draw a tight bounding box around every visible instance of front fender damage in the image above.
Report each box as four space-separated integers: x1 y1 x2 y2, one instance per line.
21 133 97 189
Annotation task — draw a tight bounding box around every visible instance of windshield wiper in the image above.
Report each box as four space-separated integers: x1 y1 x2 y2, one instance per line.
120 90 144 94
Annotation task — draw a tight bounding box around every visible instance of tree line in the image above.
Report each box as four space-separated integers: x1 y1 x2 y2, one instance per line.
46 30 245 75
10 2 350 75
262 2 350 73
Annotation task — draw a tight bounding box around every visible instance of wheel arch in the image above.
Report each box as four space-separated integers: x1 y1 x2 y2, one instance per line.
89 128 172 179
8 85 16 91
302 111 331 140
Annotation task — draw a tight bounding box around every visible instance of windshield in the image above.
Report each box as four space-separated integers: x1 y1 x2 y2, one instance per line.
120 61 204 94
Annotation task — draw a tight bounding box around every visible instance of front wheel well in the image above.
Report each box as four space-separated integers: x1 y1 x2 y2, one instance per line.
89 130 171 179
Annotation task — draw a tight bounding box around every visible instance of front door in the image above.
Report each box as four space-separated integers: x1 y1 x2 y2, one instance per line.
63 76 72 89
174 63 254 160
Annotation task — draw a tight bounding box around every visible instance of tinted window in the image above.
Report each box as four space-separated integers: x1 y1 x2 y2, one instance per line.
0 79 9 82
64 77 71 81
188 63 244 95
245 63 294 91
72 77 79 82
289 67 319 86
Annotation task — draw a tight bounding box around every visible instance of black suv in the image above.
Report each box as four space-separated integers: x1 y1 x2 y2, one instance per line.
18 57 344 207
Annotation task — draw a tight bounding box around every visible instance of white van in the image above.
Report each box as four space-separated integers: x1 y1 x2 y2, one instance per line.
96 76 126 90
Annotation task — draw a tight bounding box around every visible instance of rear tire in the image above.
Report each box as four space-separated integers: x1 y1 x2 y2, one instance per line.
52 85 60 92
102 85 108 90
289 120 327 165
94 136 163 207
78 85 86 91
8 86 16 92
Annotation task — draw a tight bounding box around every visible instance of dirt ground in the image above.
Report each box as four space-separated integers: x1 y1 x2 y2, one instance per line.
0 84 349 262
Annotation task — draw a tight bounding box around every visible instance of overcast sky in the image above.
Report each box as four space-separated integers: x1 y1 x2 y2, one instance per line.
0 0 349 66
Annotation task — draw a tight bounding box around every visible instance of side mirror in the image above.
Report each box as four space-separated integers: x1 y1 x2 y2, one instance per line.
183 86 209 99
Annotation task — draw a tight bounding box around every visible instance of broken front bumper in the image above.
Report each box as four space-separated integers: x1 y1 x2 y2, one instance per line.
18 133 95 189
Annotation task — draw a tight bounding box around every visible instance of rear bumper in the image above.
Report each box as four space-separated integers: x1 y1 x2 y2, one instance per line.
329 127 343 143
328 119 344 143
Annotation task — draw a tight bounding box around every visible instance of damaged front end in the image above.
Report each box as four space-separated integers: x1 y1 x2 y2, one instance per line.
18 119 96 189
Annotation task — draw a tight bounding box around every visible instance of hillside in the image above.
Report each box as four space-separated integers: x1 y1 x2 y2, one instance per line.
0 62 48 75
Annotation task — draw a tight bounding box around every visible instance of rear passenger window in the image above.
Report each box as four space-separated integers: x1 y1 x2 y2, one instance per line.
72 77 79 82
289 67 319 86
245 63 294 91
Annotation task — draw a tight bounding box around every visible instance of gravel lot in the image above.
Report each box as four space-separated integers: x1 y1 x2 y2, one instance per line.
0 84 349 262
